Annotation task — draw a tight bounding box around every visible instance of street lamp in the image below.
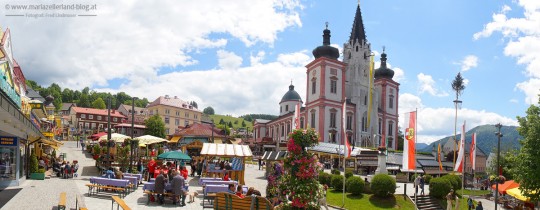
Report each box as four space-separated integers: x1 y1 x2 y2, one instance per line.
129 97 137 173
453 99 462 167
495 123 503 210
107 97 112 170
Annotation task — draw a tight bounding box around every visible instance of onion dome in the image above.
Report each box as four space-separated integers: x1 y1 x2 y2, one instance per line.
280 84 302 103
374 48 394 79
312 23 339 60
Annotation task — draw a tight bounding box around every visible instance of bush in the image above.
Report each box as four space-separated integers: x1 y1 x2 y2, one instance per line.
424 174 433 184
371 174 396 198
331 174 345 191
429 177 452 199
364 182 372 194
346 176 365 195
331 169 341 175
29 152 38 173
37 168 46 173
318 172 332 186
442 174 461 190
345 168 354 179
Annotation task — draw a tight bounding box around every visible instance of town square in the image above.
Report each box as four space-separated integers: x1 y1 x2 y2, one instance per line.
0 1 539 210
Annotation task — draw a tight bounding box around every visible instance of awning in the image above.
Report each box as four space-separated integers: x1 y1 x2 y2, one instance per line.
39 139 59 147
213 139 222 144
492 180 519 194
200 143 252 157
169 136 181 143
262 151 288 161
507 188 535 202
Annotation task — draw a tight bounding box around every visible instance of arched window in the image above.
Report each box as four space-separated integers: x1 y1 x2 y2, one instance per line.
361 111 368 132
310 110 316 128
300 117 304 129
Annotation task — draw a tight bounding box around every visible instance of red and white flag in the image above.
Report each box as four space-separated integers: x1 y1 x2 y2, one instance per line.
343 98 351 158
293 102 301 129
454 121 466 172
402 111 417 170
469 133 476 171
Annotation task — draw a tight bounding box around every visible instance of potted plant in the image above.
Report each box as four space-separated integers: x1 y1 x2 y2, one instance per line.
29 152 45 180
93 144 101 160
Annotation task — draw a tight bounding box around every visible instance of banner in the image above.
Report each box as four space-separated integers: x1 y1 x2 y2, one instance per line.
438 143 443 171
470 133 476 171
454 121 466 172
342 98 351 158
293 102 301 129
402 111 416 170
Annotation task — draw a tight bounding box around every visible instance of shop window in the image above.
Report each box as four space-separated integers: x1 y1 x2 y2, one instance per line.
0 147 16 180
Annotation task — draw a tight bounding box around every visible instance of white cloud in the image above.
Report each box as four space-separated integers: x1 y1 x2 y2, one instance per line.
459 55 479 71
398 93 518 144
474 1 540 104
250 51 266 66
217 50 243 70
3 0 303 89
417 73 448 97
510 99 518 103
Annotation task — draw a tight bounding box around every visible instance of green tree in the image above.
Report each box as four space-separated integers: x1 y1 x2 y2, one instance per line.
228 121 233 127
203 106 215 115
515 103 540 202
91 97 106 109
78 94 91 108
234 120 238 124
397 126 404 151
219 118 225 125
190 101 198 109
26 80 41 90
145 115 166 138
62 88 73 102
241 120 246 127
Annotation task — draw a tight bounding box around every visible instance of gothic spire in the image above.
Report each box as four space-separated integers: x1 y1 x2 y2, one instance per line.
349 4 366 45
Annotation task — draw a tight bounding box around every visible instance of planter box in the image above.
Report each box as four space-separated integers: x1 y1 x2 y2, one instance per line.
30 173 45 180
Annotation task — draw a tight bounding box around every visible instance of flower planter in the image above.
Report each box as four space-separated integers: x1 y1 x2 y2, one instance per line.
30 172 45 180
93 154 99 160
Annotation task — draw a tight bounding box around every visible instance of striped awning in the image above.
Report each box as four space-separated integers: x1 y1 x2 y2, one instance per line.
200 143 252 157
261 151 288 161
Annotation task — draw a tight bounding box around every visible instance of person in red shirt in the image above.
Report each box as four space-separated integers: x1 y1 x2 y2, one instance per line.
147 158 156 181
180 166 189 180
223 170 230 181
236 185 245 198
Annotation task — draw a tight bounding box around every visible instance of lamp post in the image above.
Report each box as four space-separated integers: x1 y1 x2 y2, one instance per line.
211 122 214 142
107 97 112 170
452 99 462 167
495 123 503 210
129 97 137 173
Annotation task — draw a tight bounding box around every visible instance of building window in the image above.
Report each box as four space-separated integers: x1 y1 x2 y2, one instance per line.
165 117 170 124
361 112 367 132
165 109 170 114
286 123 290 134
91 123 96 128
330 132 336 143
330 80 337 94
176 111 180 116
310 111 316 128
166 128 170 134
280 106 282 113
185 120 189 126
346 115 352 130
81 114 86 119
149 110 153 115
89 115 93 120
388 121 394 136
285 105 289 112
175 118 179 125
364 95 368 105
281 124 285 136
330 112 336 128
85 123 90 128
300 117 304 129
194 114 198 119
113 117 118 122
312 80 316 94
389 95 394 109
378 119 382 134
185 113 189 118
97 116 102 121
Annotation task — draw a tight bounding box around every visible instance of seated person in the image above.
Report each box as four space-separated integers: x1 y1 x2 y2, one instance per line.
227 183 236 194
236 185 245 198
105 167 115 179
222 171 230 181
114 167 123 179
225 162 232 170
246 187 262 196
180 166 189 180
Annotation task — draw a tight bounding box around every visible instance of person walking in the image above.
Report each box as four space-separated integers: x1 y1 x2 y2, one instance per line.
414 175 421 195
475 201 483 210
467 197 474 210
258 158 262 170
420 175 425 195
155 170 167 205
171 170 187 206
446 189 455 210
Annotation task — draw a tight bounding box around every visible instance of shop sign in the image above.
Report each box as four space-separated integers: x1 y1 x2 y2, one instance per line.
30 112 40 129
30 102 43 109
0 62 21 108
0 136 18 146
43 132 54 137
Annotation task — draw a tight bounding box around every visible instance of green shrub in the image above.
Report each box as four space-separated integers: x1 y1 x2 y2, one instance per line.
424 174 433 184
429 177 452 199
346 176 365 195
345 168 354 179
363 182 372 194
331 174 345 191
442 176 458 191
331 169 341 175
29 151 38 173
318 172 332 186
37 168 46 173
442 174 461 190
371 174 396 198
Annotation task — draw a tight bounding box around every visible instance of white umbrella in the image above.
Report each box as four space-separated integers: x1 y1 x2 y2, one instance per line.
98 133 130 143
133 135 168 146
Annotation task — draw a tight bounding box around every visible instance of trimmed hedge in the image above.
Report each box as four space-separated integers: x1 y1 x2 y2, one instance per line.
429 177 452 199
346 176 365 195
331 174 345 191
444 174 462 190
344 168 354 179
371 174 396 198
318 172 332 186
424 174 433 184
331 169 341 175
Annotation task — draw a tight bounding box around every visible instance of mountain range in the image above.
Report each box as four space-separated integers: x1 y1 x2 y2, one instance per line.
419 124 522 155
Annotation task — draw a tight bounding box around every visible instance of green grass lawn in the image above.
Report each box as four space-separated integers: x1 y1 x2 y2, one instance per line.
439 197 473 210
458 189 491 196
326 190 416 210
209 114 253 129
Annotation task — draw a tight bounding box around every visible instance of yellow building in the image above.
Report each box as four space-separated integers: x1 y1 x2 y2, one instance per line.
146 95 202 135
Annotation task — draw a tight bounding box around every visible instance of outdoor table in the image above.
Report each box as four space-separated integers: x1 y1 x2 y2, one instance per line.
204 184 230 194
122 176 138 188
203 180 238 186
199 177 222 185
143 182 189 191
89 177 130 197
124 173 142 183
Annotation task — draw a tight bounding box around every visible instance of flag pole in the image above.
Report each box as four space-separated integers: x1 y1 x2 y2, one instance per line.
342 98 346 207
414 108 418 206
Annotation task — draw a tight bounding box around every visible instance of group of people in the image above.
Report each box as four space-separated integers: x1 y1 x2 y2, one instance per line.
414 174 426 195
52 160 79 178
226 183 262 198
154 169 190 206
445 189 484 210
103 167 124 179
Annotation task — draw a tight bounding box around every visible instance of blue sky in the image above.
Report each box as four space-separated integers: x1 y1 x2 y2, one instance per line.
2 0 537 143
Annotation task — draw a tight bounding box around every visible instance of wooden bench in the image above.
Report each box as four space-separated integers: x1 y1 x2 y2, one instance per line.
213 192 273 210
86 183 126 198
143 190 173 205
111 195 131 210
58 192 66 210
76 194 88 210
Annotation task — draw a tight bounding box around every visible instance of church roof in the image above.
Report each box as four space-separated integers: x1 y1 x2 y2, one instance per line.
374 50 395 79
312 24 339 60
349 4 366 45
280 84 302 103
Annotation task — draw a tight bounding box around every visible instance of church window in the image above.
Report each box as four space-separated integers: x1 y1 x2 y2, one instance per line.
286 105 289 112
346 115 352 130
388 121 394 136
356 46 358 52
312 80 316 94
361 112 367 132
330 132 336 143
330 111 336 128
300 117 304 129
310 111 316 128
364 95 367 105
330 80 337 94
286 122 291 134
378 119 382 134
281 124 285 136
348 52 351 59
389 95 394 109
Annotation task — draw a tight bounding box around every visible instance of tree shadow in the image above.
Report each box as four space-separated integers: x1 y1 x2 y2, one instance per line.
81 166 100 177
368 194 398 208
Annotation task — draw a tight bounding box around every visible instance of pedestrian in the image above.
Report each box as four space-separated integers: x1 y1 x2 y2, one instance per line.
467 197 474 210
191 160 197 177
258 158 262 170
147 158 156 181
420 175 425 195
475 201 483 210
414 175 421 195
446 189 455 210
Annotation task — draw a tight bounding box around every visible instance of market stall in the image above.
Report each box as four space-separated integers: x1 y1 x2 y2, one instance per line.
200 143 252 185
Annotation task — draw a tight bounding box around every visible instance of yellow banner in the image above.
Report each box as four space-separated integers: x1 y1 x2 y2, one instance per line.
367 54 374 129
